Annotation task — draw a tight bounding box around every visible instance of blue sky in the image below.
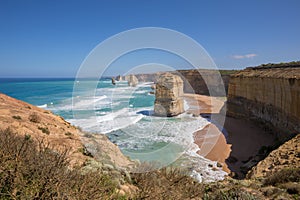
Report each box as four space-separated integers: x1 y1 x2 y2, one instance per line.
0 0 299 77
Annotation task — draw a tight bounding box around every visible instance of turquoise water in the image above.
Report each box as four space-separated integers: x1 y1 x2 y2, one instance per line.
0 78 227 182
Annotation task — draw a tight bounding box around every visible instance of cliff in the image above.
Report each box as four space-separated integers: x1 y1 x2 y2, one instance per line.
0 93 138 198
0 93 133 168
135 69 234 96
154 73 184 116
227 66 300 140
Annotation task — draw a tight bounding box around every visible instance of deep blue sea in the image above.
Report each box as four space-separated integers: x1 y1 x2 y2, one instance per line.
0 78 226 182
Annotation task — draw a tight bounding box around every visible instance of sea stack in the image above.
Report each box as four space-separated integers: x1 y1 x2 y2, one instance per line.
154 73 184 117
116 75 123 81
127 74 138 87
111 77 116 85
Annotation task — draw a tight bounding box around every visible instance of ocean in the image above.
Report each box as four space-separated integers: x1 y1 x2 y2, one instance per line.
0 78 227 182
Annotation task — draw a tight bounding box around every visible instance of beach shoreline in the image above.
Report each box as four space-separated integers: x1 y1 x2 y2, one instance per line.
184 94 231 173
184 93 277 177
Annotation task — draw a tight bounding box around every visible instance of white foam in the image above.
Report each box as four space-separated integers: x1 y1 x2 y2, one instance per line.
37 104 47 108
108 110 228 183
96 108 128 122
68 114 144 134
134 90 148 94
183 100 189 111
54 95 109 111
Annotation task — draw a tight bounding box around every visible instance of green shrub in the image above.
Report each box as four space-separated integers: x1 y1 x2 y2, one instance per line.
38 126 50 135
12 115 22 120
65 132 72 136
210 188 258 200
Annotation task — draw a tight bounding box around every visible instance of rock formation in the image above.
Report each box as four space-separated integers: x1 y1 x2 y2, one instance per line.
127 74 138 87
154 73 184 117
247 133 300 179
111 77 116 85
227 65 300 140
116 75 123 81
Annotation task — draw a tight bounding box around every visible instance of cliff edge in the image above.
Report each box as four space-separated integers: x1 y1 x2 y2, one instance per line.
227 65 300 140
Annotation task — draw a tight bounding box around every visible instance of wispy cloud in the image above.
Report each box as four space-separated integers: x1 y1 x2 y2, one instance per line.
232 53 257 59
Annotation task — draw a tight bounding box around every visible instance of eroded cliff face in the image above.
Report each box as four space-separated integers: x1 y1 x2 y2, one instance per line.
176 70 230 96
135 69 232 96
227 67 300 139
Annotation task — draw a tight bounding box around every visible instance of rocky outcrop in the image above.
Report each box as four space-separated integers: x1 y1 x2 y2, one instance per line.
154 73 184 117
227 66 300 140
127 74 139 87
247 133 300 178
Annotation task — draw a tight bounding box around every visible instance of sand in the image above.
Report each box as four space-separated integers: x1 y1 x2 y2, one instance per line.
184 94 276 176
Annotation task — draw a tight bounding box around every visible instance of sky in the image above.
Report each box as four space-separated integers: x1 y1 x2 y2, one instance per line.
0 0 299 77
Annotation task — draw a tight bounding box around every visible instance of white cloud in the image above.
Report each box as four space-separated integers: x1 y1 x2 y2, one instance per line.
232 53 257 59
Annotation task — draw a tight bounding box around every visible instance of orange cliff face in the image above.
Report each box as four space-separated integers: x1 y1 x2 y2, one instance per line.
0 93 133 168
227 66 300 140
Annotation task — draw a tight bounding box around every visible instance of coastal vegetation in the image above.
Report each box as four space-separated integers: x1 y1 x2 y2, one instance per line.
247 61 300 69
0 128 117 199
1 128 299 199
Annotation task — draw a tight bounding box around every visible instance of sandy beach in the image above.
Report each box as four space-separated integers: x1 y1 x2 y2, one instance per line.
184 94 277 177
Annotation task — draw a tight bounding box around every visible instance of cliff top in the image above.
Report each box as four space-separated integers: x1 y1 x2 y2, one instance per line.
232 66 300 79
247 61 300 70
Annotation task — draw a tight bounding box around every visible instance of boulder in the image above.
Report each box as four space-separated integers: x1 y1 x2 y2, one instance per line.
154 73 184 117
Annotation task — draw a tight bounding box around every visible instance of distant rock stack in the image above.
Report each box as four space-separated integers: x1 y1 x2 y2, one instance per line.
127 74 138 87
154 73 184 117
111 77 116 85
116 75 123 81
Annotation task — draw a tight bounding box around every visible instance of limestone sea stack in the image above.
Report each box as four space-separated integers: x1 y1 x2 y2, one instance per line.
127 74 138 87
154 73 184 117
116 75 123 81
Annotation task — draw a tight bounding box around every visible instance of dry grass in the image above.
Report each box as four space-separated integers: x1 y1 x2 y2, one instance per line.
131 166 203 199
264 168 300 186
1 127 298 199
0 128 118 199
131 165 261 200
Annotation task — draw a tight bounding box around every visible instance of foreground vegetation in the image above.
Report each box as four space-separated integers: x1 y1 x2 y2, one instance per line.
0 128 299 199
0 128 117 199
